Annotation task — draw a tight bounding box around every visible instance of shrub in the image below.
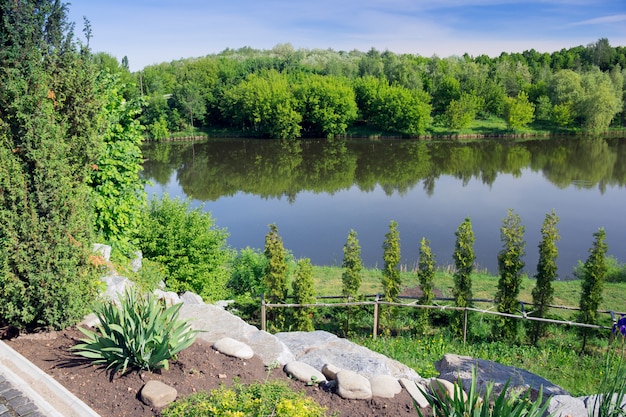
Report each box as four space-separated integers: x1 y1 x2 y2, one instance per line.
137 195 234 301
72 288 198 375
227 247 268 296
573 255 626 283
162 379 329 417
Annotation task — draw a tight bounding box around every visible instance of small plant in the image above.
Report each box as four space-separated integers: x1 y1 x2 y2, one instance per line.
161 379 330 417
416 367 553 417
72 288 199 375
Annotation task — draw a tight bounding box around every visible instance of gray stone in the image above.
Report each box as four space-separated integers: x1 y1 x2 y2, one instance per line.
101 275 134 303
153 289 181 306
584 394 626 417
276 331 421 381
430 378 467 402
322 363 341 381
213 337 254 360
140 380 177 408
180 291 204 305
436 354 568 400
130 251 142 272
400 378 430 409
92 244 111 262
547 395 588 417
369 374 402 398
179 304 294 365
283 361 326 384
335 370 372 400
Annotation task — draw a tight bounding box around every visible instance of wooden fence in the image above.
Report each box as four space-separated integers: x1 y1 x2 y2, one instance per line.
260 294 622 343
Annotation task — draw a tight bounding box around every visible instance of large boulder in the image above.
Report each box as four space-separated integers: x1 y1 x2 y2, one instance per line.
436 354 569 400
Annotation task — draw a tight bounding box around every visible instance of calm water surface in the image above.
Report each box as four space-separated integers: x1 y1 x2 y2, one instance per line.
142 137 626 278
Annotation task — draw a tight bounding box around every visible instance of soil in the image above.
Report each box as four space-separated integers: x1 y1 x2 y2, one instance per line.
4 326 431 417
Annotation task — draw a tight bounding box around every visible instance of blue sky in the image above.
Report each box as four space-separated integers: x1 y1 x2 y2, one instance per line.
67 0 626 72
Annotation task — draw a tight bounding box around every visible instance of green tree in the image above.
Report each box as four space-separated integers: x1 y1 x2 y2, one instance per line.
89 74 146 254
504 91 535 130
221 70 301 139
493 209 526 342
341 229 363 299
380 220 401 334
381 220 401 302
0 0 100 330
444 92 483 130
263 224 288 303
341 229 363 335
137 196 232 301
417 238 435 333
529 210 560 345
578 228 608 353
452 218 475 337
173 81 206 129
294 74 358 138
577 69 623 132
291 258 315 331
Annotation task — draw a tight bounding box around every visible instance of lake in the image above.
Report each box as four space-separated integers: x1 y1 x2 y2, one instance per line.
142 136 626 278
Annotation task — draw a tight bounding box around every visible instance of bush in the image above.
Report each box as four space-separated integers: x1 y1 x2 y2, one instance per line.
137 195 234 301
162 379 329 417
574 255 626 283
72 288 198 375
227 247 268 296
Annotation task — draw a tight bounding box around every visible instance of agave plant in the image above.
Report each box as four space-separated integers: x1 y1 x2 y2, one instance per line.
416 366 553 417
72 288 199 375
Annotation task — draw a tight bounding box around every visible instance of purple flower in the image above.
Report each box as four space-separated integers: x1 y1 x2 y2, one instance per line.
613 314 626 337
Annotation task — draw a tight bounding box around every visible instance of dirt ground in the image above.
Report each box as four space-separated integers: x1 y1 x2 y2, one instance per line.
4 326 430 417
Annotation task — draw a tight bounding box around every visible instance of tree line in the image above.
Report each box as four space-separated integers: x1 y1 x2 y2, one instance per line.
111 38 626 139
257 212 608 353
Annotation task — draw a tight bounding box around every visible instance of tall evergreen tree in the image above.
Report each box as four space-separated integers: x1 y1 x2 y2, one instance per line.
381 220 401 302
493 209 526 341
452 218 475 337
341 229 362 299
380 220 401 334
529 210 560 345
417 237 435 333
0 0 101 330
291 258 315 332
263 223 288 330
578 228 608 353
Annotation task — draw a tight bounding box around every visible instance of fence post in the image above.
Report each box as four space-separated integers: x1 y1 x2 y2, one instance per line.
463 308 468 345
261 293 266 332
373 294 380 340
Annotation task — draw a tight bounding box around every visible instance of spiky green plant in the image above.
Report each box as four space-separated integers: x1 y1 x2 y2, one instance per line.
72 288 199 375
416 367 553 417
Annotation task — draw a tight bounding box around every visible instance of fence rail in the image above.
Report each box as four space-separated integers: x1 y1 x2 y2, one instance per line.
260 294 617 343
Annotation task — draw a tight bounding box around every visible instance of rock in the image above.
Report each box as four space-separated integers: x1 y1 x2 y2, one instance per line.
369 375 402 398
130 250 142 272
140 380 177 408
153 289 181 306
284 361 326 384
181 291 204 305
276 331 421 381
430 378 468 402
584 394 626 417
101 275 134 303
547 394 588 417
436 354 568 400
400 378 430 409
335 370 372 400
213 337 254 360
322 363 342 381
92 244 111 262
179 304 294 365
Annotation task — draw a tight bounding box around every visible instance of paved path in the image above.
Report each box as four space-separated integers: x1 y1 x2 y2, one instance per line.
0 340 100 417
0 373 45 417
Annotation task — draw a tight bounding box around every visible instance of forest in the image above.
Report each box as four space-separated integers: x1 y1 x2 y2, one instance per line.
101 38 626 139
